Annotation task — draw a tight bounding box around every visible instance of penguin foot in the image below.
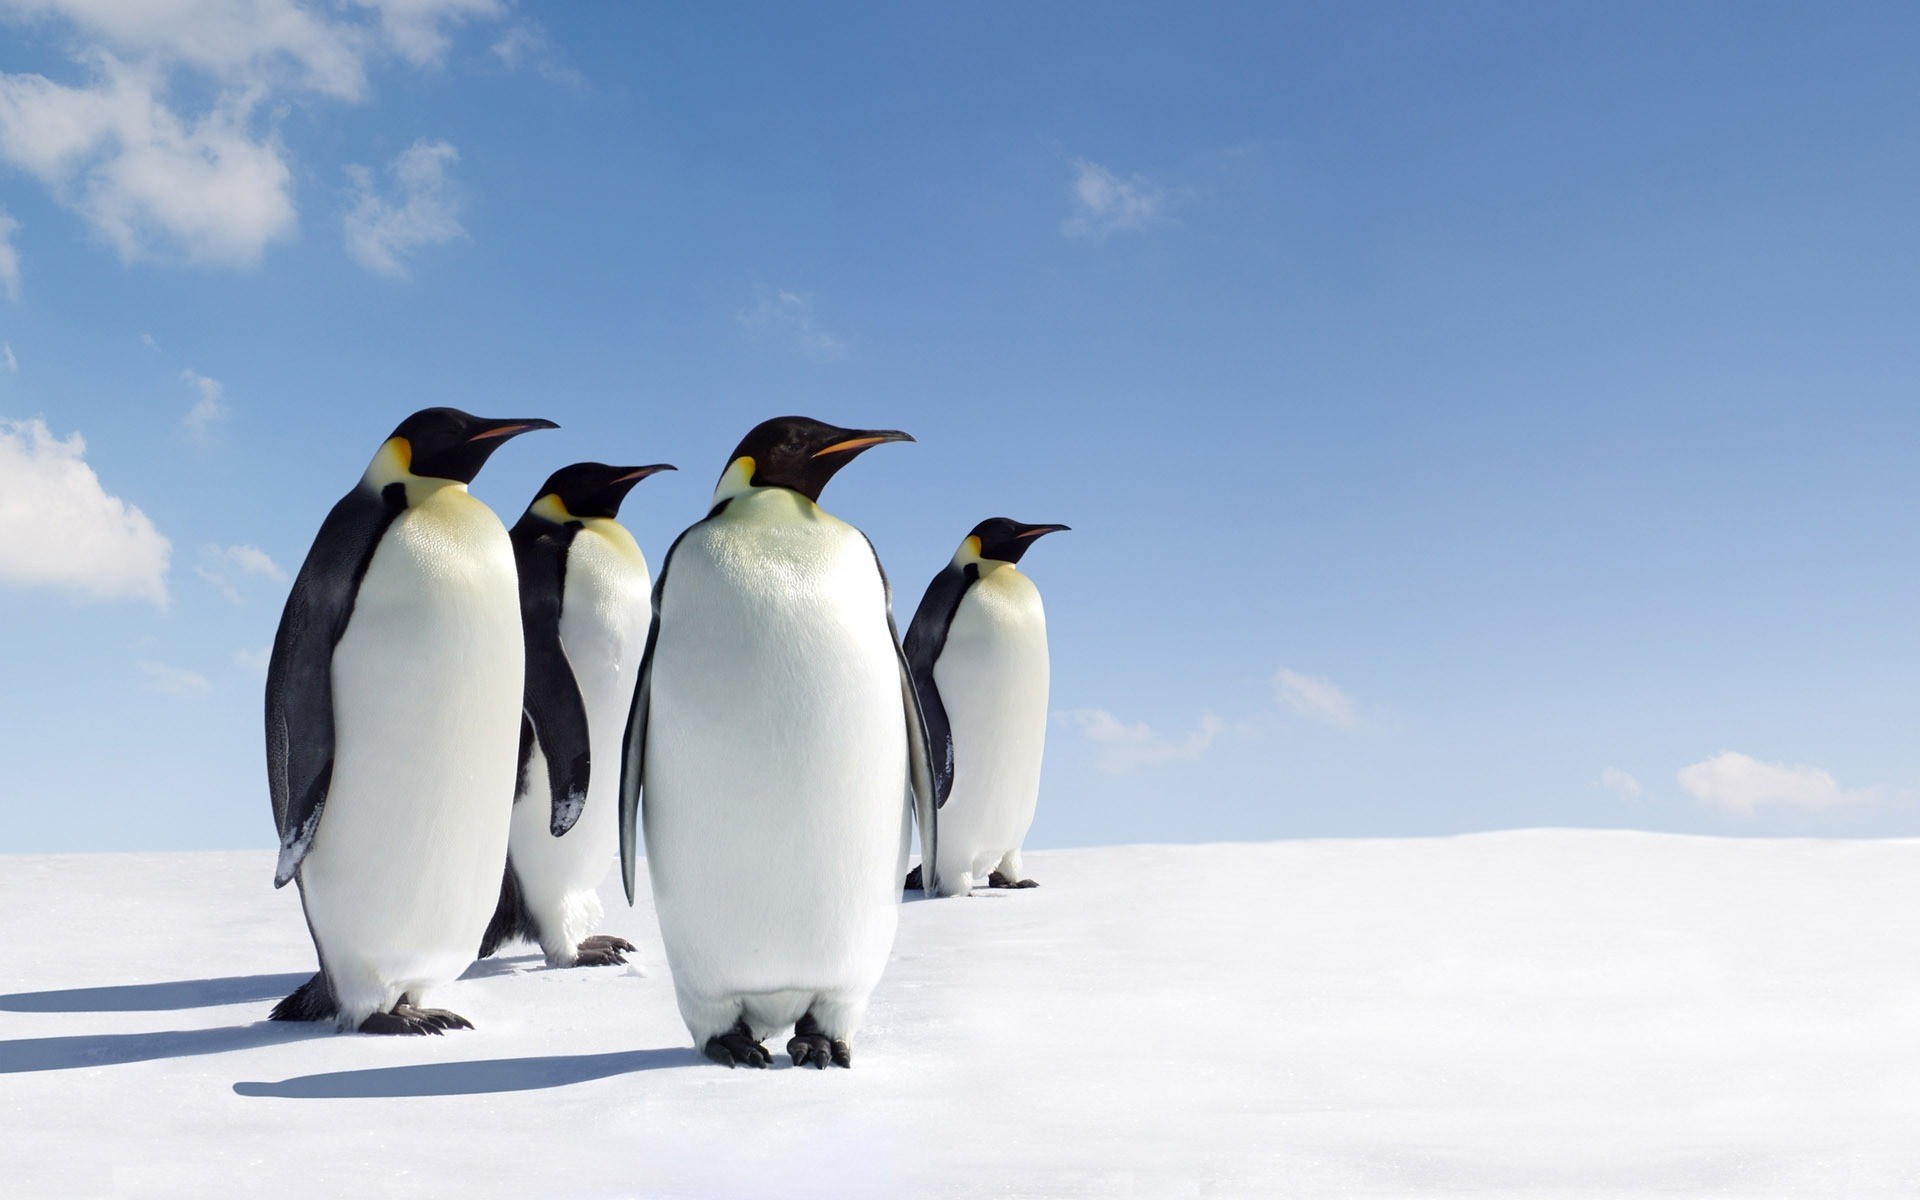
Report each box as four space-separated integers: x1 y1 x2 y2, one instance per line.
571 935 637 967
987 871 1039 889
788 1014 852 1069
903 865 924 893
357 1004 472 1036
703 1020 771 1069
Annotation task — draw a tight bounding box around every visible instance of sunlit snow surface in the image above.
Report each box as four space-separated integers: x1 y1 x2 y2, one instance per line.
3 833 1917 1197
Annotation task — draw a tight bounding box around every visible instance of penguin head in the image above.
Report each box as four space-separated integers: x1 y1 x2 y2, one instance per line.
529 462 677 523
375 408 559 487
960 518 1071 566
715 416 913 504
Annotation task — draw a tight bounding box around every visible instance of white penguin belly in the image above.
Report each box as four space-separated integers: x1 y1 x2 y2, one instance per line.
933 568 1050 886
298 488 523 1018
507 524 652 954
644 505 906 1021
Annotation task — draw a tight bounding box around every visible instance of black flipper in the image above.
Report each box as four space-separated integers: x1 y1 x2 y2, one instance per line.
902 562 976 810
268 972 338 1022
509 515 592 837
265 482 406 887
864 534 941 895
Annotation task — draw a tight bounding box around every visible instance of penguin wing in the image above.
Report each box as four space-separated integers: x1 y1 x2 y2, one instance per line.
621 517 700 906
265 483 405 888
865 535 941 894
902 564 976 810
511 519 592 837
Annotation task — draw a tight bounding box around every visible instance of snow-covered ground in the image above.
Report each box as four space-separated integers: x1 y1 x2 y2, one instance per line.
3 832 1918 1197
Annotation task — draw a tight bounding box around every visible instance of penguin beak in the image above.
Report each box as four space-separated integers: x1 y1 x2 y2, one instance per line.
469 417 560 442
1016 523 1071 539
811 429 914 458
612 464 676 484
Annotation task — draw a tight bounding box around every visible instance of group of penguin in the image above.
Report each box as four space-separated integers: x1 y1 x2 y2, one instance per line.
262 407 1066 1068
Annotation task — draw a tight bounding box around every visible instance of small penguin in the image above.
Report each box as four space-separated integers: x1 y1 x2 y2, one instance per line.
479 461 675 968
266 407 557 1034
620 416 935 1069
903 519 1069 896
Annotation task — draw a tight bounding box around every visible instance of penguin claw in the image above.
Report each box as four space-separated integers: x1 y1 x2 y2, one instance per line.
580 935 638 954
903 865 924 893
358 1007 459 1036
987 871 1039 890
787 1033 833 1068
703 1023 771 1069
572 945 628 967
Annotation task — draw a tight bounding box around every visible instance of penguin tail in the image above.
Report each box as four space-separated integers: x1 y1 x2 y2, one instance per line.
478 864 538 959
268 972 337 1023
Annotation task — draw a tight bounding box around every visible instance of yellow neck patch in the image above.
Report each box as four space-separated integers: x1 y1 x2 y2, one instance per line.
531 492 574 524
711 456 757 505
361 435 458 503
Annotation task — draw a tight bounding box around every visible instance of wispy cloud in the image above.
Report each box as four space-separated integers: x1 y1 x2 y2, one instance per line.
1053 708 1224 774
1676 751 1873 816
1061 158 1168 239
735 288 848 362
138 659 210 698
0 416 170 605
197 543 286 603
179 368 225 440
1 341 15 372
141 332 159 351
489 21 583 88
0 208 20 300
1275 668 1358 730
233 646 272 677
0 1 505 268
1600 767 1644 800
342 138 466 279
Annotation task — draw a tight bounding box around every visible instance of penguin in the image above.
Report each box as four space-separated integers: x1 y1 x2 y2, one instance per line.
265 407 559 1034
903 519 1069 897
619 416 936 1069
478 461 675 968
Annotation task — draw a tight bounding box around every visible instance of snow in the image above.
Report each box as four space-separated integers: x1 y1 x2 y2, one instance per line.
3 831 1918 1197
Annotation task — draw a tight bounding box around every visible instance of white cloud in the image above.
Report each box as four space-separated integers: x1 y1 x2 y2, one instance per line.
140 331 158 350
0 208 20 299
137 659 209 697
233 645 271 676
735 288 848 362
1 341 15 372
0 416 170 605
179 368 224 439
1676 751 1872 817
1275 668 1358 730
1600 767 1643 800
342 137 465 278
1061 158 1168 239
197 541 285 602
489 20 581 87
0 1 507 267
1054 708 1224 774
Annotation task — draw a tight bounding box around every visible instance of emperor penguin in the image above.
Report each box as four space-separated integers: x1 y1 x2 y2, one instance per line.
620 416 936 1069
479 461 675 968
265 407 559 1034
902 520 1069 897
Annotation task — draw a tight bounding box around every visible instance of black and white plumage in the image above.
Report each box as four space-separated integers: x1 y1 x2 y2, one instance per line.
479 462 673 968
904 519 1068 896
266 407 556 1034
619 416 935 1069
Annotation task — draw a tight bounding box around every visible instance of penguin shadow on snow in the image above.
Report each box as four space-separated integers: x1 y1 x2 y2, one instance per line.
0 1019 328 1075
232 1046 690 1099
0 971 312 1014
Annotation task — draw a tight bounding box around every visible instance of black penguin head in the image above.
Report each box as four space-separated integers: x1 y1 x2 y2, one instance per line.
966 518 1071 565
718 416 914 503
387 407 559 484
531 462 676 522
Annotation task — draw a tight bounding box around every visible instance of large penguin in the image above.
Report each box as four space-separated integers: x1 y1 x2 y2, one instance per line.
479 461 674 968
902 519 1068 897
620 416 936 1069
266 407 558 1034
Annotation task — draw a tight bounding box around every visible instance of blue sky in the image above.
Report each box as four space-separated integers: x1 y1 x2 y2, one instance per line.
1 2 1916 853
